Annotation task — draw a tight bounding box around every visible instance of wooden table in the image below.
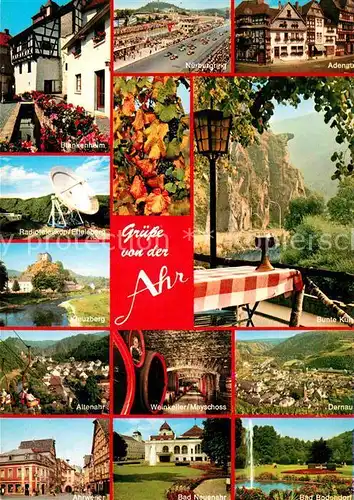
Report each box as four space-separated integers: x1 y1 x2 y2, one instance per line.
194 266 304 326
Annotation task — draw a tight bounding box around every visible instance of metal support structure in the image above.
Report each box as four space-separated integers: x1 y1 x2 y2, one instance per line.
209 157 217 269
47 195 84 228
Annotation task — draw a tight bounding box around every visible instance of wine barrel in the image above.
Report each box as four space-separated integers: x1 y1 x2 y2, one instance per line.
113 331 135 415
128 330 145 368
134 351 167 414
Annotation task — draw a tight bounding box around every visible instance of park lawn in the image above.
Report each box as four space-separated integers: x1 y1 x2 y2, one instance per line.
236 464 353 480
65 292 109 326
114 463 204 500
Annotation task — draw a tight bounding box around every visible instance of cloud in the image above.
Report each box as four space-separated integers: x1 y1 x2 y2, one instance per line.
0 163 50 198
74 157 109 195
0 157 109 198
0 164 47 184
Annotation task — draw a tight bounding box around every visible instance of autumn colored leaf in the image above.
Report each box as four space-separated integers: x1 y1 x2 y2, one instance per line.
122 95 135 116
147 174 165 190
130 175 148 200
113 76 190 216
144 189 171 215
144 121 168 159
117 204 135 215
134 158 158 178
132 109 145 130
144 113 156 125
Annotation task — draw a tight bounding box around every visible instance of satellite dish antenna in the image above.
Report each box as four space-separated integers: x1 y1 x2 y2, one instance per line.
47 167 99 228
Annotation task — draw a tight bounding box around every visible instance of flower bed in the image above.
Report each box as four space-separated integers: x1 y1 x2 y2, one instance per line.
0 91 109 152
236 481 352 500
281 469 342 475
113 76 190 216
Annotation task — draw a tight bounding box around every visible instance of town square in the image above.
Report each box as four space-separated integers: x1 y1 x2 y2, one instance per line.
0 419 110 498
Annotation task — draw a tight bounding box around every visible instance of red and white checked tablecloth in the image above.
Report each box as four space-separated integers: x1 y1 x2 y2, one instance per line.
194 266 303 313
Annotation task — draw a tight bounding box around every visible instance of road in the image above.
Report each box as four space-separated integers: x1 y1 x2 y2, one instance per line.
115 24 230 73
236 55 354 74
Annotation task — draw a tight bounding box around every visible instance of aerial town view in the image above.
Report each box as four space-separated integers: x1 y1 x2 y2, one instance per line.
0 243 110 327
236 329 354 414
0 0 110 152
0 330 109 415
235 0 354 73
114 0 231 73
0 418 110 497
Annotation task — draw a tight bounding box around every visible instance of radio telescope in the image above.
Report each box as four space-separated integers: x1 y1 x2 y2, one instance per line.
47 167 99 228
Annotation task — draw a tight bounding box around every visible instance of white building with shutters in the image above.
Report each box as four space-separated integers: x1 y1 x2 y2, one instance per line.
144 421 209 466
62 0 110 117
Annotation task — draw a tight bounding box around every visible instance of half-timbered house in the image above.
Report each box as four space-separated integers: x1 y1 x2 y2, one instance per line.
320 0 354 54
270 2 307 61
236 0 274 64
300 0 326 56
9 0 65 94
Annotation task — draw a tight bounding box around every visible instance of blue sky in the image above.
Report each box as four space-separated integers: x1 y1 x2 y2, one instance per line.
1 330 108 341
241 418 354 441
0 418 96 467
178 85 190 114
0 0 67 34
114 418 205 440
0 156 109 199
237 330 310 341
0 243 109 277
271 99 317 123
115 0 228 10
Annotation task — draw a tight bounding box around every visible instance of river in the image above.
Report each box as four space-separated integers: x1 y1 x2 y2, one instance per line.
0 297 70 327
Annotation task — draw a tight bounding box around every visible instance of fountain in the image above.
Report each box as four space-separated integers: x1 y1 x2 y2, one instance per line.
246 419 254 488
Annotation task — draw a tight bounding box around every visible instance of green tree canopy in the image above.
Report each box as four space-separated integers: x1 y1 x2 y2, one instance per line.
202 418 230 470
114 433 128 461
195 77 354 179
12 279 20 292
309 438 332 464
327 177 354 225
284 194 326 232
32 271 65 292
0 260 8 292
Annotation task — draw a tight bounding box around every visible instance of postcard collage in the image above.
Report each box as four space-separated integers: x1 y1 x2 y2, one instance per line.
0 0 354 499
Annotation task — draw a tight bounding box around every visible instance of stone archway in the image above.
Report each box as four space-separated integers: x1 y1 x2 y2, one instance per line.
65 485 73 493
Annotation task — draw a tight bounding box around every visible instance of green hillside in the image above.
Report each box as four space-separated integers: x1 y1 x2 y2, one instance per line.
0 333 109 374
270 112 344 199
136 2 184 12
135 2 227 15
66 336 109 363
269 330 354 368
327 430 353 464
0 195 109 228
47 332 108 356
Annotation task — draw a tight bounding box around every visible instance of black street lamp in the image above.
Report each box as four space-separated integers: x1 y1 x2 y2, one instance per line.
194 109 232 268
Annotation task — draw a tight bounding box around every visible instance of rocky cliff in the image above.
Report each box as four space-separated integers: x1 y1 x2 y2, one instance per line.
195 130 308 233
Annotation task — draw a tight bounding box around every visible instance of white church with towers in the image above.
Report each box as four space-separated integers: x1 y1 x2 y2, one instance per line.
144 421 209 466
